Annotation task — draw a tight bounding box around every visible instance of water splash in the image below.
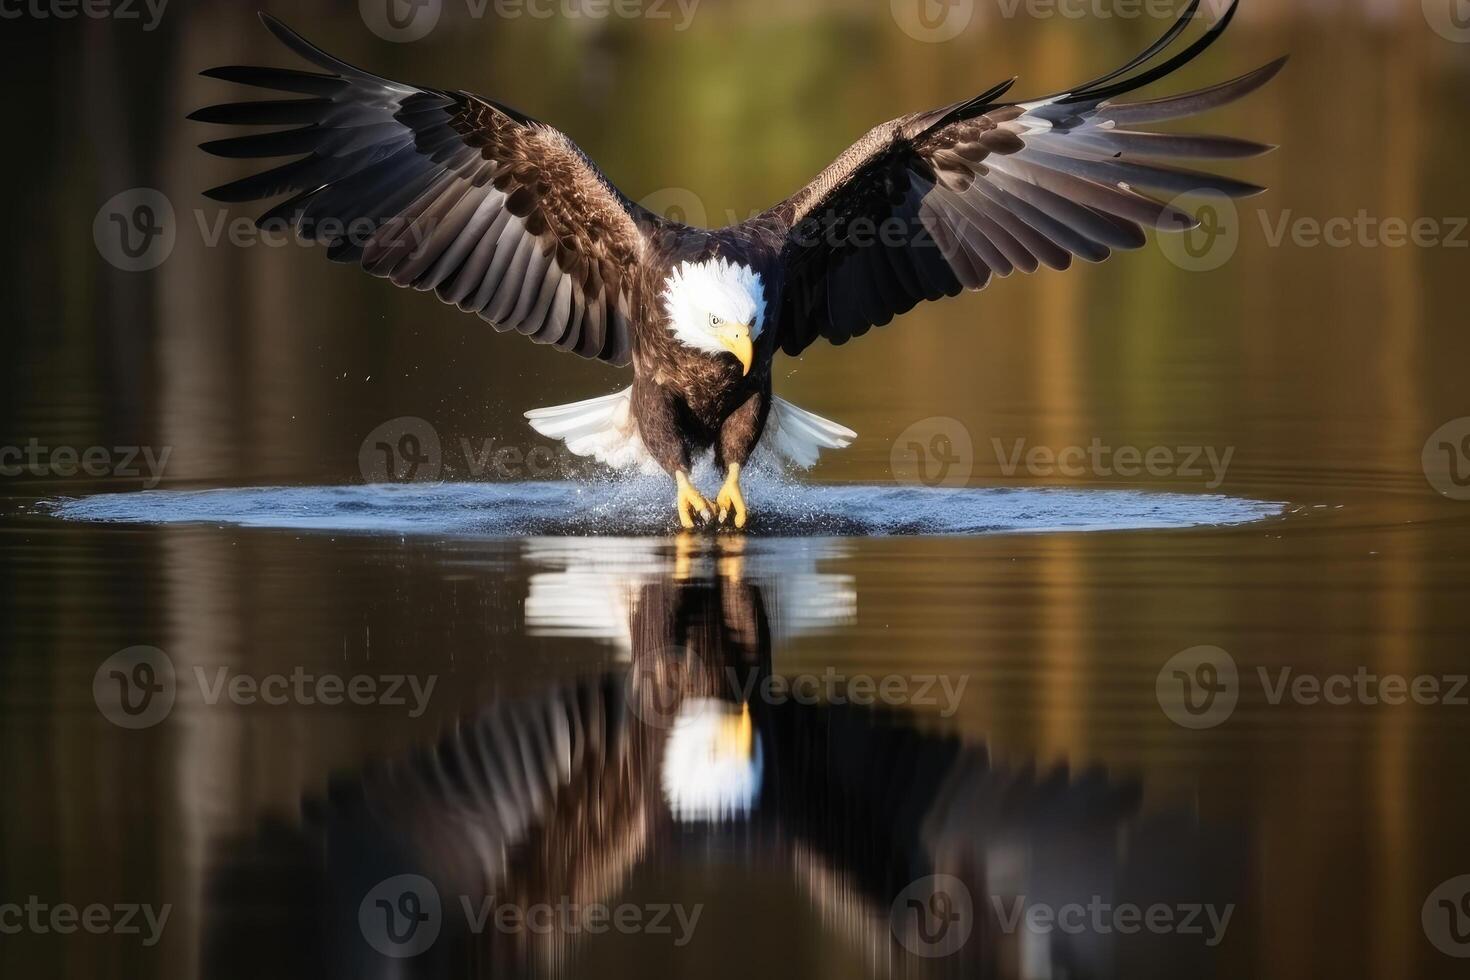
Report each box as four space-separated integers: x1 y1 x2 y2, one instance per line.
47 473 1284 538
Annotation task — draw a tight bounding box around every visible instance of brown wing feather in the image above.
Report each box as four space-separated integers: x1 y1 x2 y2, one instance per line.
191 14 653 367
764 0 1283 358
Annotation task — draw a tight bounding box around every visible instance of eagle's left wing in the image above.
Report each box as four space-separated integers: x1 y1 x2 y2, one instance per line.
763 0 1283 356
191 14 655 365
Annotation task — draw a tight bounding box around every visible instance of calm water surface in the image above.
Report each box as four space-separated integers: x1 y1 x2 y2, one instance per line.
4 2 1470 978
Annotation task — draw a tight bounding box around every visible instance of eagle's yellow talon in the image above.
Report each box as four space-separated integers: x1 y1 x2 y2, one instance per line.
715 464 748 530
675 471 712 529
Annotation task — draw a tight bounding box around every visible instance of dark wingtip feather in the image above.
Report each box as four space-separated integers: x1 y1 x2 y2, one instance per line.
185 99 329 126
1228 55 1289 95
258 10 288 34
1063 0 1242 106
1066 0 1205 100
949 76 1018 123
251 9 388 84
1101 56 1289 125
1256 54 1290 85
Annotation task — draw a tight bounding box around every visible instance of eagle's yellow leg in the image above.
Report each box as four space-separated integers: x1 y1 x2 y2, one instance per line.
718 536 746 581
716 463 748 529
675 470 712 529
673 531 699 580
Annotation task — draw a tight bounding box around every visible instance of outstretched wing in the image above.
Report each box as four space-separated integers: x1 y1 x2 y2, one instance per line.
191 14 654 365
202 677 657 979
765 0 1283 356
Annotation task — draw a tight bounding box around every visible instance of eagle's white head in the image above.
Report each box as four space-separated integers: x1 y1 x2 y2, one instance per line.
661 258 766 376
660 698 762 822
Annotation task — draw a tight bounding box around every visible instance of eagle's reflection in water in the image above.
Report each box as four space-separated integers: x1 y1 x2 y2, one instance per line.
204 537 1237 980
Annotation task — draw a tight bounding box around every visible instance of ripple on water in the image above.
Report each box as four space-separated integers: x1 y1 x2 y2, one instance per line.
46 474 1285 538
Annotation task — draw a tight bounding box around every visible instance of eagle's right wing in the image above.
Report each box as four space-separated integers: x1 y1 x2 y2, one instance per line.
203 677 656 979
191 14 659 365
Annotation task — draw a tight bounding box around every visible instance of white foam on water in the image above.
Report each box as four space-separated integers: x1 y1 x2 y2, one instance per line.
46 472 1285 538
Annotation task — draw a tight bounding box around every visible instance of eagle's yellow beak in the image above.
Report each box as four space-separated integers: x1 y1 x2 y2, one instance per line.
716 322 754 376
717 702 754 759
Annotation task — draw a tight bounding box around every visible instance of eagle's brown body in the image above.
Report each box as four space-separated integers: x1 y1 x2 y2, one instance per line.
629 224 787 477
192 0 1281 528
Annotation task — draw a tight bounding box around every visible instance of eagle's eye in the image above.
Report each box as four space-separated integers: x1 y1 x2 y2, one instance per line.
709 314 724 329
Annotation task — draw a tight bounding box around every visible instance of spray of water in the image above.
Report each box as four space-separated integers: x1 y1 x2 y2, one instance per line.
47 469 1284 538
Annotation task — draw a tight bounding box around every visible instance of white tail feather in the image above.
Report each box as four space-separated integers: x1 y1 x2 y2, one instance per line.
760 397 857 469
524 388 660 473
525 388 855 473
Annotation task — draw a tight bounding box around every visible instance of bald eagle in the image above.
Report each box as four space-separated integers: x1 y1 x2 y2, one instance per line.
192 0 1281 528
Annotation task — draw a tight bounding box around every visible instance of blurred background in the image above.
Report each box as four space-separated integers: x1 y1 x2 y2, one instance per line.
4 0 1470 978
